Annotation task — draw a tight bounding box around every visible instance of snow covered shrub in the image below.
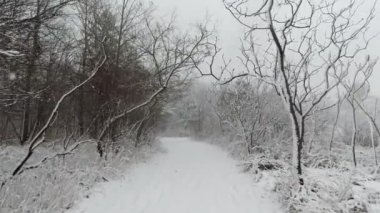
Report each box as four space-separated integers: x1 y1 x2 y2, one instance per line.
0 137 157 213
270 165 377 213
242 154 285 173
305 154 339 169
356 123 379 148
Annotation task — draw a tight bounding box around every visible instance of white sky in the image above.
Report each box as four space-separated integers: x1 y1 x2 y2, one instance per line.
153 0 380 97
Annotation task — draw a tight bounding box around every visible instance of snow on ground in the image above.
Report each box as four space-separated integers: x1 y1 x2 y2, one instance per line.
357 181 380 212
68 137 282 213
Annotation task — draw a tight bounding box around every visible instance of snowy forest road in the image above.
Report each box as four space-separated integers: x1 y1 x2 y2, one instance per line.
69 138 282 213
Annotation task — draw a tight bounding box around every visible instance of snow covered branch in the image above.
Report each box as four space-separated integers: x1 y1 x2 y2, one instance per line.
12 37 108 176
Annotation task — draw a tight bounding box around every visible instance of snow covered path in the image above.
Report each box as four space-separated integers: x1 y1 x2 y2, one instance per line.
70 138 282 213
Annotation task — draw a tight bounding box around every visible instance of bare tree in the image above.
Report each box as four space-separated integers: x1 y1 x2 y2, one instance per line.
115 0 151 68
0 0 75 144
76 0 91 136
369 100 379 165
214 0 378 185
95 19 216 156
346 84 380 166
342 64 374 167
329 88 345 153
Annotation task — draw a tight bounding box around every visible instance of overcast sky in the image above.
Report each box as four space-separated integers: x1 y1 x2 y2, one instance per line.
154 0 380 97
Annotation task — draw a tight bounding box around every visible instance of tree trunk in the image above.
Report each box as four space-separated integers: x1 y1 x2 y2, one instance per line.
77 91 85 135
367 99 378 166
369 117 378 165
289 110 304 186
351 105 358 167
292 122 304 185
330 100 342 153
21 96 31 144
1 116 9 141
13 150 34 175
296 137 304 185
116 0 127 68
249 132 254 154
135 120 146 148
21 2 42 144
78 0 89 136
308 116 316 154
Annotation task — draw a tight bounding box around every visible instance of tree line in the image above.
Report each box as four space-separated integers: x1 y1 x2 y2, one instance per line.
0 0 215 175
169 0 379 187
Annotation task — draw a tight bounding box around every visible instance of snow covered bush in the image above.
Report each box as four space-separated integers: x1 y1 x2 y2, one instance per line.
265 155 380 213
0 137 158 213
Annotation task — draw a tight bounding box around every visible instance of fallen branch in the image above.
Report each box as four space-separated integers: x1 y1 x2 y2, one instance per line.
18 140 91 175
